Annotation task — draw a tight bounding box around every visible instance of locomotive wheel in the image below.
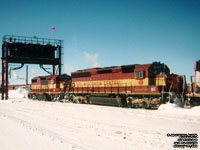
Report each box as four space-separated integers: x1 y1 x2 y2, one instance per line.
32 95 37 100
183 100 191 109
142 102 148 109
69 95 74 102
127 99 132 108
28 94 31 99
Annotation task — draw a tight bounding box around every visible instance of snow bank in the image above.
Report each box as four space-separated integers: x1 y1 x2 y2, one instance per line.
158 103 182 111
158 102 200 116
8 88 28 99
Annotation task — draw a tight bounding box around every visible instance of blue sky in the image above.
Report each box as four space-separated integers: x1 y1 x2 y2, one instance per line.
0 0 200 84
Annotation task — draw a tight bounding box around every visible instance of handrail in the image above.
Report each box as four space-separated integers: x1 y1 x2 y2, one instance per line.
2 35 63 46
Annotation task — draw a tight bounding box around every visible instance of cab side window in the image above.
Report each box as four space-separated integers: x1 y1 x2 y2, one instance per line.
134 71 144 79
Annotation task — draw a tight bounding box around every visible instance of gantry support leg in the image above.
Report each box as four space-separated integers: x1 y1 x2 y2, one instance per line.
53 64 55 75
59 46 62 75
5 60 8 100
1 60 5 100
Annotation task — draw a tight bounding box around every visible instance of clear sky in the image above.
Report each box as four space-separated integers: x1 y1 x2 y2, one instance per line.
0 0 200 84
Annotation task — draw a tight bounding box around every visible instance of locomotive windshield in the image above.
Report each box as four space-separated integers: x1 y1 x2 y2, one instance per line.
149 62 170 76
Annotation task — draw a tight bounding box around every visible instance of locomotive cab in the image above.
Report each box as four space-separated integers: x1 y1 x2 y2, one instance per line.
57 74 71 93
148 62 178 103
149 62 170 76
148 62 170 88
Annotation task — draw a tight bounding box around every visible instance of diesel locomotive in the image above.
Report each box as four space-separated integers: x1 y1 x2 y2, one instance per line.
28 74 71 101
28 62 180 109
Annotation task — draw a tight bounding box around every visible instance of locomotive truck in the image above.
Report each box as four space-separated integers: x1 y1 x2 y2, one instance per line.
28 62 180 109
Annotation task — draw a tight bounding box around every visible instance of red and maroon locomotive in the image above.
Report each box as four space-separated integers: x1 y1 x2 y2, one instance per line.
28 74 71 101
28 62 179 109
70 62 178 108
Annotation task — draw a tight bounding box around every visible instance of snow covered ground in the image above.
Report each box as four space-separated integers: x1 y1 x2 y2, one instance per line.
0 88 199 150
